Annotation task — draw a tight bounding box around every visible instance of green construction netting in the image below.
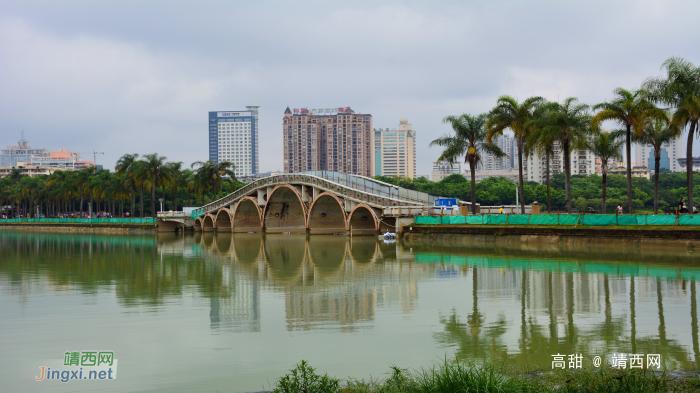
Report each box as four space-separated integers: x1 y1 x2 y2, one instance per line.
679 215 700 226
617 215 638 226
582 215 617 226
487 215 508 225
445 216 467 225
645 215 678 225
467 216 484 224
507 215 530 225
558 214 581 225
529 215 559 225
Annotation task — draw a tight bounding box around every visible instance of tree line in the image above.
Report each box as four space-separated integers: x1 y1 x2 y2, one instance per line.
430 56 699 214
0 154 243 218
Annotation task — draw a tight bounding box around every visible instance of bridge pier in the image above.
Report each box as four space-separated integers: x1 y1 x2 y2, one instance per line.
307 193 347 235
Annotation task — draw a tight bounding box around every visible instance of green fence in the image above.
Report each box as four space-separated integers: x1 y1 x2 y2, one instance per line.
414 214 700 226
0 218 156 224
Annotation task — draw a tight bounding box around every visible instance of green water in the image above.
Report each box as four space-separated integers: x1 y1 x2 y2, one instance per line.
1 230 699 392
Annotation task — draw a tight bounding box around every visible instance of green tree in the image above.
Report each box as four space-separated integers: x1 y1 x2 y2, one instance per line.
643 57 700 208
528 98 592 212
592 88 668 213
430 113 506 213
115 154 139 217
587 130 624 214
486 95 544 213
141 153 170 216
633 119 681 213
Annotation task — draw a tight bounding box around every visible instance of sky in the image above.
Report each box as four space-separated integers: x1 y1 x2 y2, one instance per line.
1 0 699 176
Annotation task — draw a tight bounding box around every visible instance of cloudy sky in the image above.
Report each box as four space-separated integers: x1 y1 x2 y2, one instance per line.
1 1 699 176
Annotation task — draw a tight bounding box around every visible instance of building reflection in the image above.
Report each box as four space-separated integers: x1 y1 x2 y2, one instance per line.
1 231 699 370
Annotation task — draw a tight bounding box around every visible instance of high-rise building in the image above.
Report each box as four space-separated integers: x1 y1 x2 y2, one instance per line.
209 106 259 178
635 137 683 172
373 118 417 178
282 106 373 176
478 134 517 171
431 160 461 182
525 141 596 183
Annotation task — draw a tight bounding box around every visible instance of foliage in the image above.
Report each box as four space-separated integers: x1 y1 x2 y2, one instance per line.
272 360 340 393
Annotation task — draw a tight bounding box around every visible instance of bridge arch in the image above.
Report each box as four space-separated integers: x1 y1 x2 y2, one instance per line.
262 185 307 234
193 217 203 232
215 208 232 232
347 204 379 236
202 214 216 232
306 192 347 235
231 197 263 233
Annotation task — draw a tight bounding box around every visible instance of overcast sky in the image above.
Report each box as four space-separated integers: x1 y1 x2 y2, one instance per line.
1 1 699 176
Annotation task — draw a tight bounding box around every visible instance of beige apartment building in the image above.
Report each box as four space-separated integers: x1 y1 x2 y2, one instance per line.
374 118 416 179
283 106 373 176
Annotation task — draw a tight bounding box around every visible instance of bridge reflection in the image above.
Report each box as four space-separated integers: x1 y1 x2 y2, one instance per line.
1 231 699 370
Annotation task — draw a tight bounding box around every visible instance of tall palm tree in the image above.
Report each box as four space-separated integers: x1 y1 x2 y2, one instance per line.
167 162 185 211
191 160 236 203
486 95 544 213
527 98 592 212
525 102 555 212
633 119 681 213
115 153 138 217
587 130 625 214
643 57 700 208
130 161 149 217
592 88 668 213
75 166 95 216
141 153 169 216
430 113 506 214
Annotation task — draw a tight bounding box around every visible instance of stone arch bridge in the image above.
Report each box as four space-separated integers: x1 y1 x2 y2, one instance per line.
157 171 436 235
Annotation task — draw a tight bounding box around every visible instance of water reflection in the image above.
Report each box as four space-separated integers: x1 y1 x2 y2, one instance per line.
1 231 699 371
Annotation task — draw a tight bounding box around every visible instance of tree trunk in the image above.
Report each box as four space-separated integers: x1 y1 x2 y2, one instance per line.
130 188 135 218
687 121 696 209
517 135 525 214
546 148 551 213
79 194 84 216
470 162 477 214
140 186 144 218
602 167 607 214
625 123 633 213
563 137 572 213
654 151 661 214
151 180 157 217
174 188 179 211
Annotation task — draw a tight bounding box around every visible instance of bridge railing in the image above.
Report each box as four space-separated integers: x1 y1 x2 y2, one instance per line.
157 212 188 219
191 172 439 218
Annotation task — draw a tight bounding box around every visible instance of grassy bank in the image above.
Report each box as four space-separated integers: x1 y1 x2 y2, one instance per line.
269 360 700 393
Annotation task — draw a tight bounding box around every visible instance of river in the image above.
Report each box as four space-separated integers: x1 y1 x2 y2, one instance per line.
1 230 698 392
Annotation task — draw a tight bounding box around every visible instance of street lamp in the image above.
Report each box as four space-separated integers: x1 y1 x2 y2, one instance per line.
158 198 164 215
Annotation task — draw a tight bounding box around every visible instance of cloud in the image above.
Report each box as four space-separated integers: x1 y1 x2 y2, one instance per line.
1 1 699 175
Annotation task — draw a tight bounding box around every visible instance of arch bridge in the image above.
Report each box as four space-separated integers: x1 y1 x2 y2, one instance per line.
157 171 437 235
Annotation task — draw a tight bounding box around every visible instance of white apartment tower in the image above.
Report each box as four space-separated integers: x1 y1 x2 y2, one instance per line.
208 106 260 178
374 118 417 178
525 141 596 183
635 137 683 172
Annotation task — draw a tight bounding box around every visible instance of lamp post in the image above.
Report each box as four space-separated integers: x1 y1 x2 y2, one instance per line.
158 198 164 215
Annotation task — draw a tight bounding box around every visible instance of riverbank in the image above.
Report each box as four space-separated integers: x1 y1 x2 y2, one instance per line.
403 224 700 249
268 360 700 393
0 222 155 232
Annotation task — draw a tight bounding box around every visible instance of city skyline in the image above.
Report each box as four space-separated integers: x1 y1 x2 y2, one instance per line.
1 2 699 176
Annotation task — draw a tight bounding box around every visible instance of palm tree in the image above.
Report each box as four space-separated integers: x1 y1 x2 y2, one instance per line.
527 98 592 212
525 102 555 212
167 162 185 211
587 129 625 214
141 153 169 216
130 161 149 218
486 95 544 213
191 160 236 203
643 57 700 208
592 88 668 213
430 113 506 214
633 119 682 213
115 153 138 217
75 166 95 216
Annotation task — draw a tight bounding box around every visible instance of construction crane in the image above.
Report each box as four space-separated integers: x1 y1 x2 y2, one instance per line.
74 150 105 168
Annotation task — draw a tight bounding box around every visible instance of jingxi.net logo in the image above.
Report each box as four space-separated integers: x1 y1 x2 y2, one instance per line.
34 350 117 382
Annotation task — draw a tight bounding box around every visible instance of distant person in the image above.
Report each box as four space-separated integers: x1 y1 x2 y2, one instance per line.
679 198 687 213
499 206 505 214
617 204 623 214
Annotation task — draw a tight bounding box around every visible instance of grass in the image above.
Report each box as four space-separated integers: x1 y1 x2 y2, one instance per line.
270 360 700 393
